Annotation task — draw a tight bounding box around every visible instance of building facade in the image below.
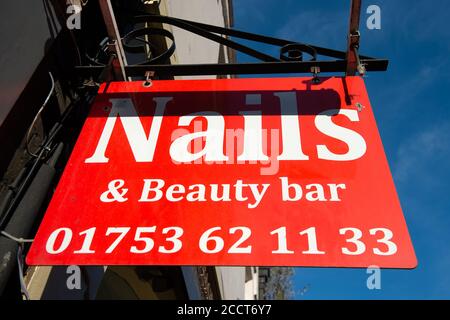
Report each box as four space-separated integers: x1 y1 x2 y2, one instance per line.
0 0 260 300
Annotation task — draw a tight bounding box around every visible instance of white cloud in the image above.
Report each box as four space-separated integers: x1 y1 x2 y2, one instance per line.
390 0 450 43
275 10 347 50
373 59 450 119
233 0 268 26
394 121 450 184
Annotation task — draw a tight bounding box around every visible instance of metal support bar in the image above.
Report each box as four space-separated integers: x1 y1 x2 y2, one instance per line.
74 11 388 79
98 0 128 80
75 59 388 78
346 0 362 75
133 14 379 60
132 13 379 61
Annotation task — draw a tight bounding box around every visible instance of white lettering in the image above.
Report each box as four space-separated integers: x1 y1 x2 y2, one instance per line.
85 97 171 163
276 92 309 161
280 176 302 201
139 179 165 202
315 109 367 161
248 183 270 209
237 110 268 161
305 184 327 201
169 112 229 163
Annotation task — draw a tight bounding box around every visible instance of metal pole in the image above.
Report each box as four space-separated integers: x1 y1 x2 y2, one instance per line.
346 0 362 76
75 58 388 78
98 0 128 80
0 144 63 295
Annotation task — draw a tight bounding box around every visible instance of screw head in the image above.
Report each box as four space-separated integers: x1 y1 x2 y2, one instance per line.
355 102 365 112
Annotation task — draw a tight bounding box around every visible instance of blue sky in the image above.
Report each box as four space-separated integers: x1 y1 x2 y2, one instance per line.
233 0 450 299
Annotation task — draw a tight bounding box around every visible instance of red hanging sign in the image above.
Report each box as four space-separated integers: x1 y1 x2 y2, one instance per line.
26 77 417 268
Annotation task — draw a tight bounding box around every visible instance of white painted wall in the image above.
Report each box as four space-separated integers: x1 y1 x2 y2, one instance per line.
215 266 245 300
26 0 241 301
163 0 229 79
244 267 259 300
162 0 247 300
